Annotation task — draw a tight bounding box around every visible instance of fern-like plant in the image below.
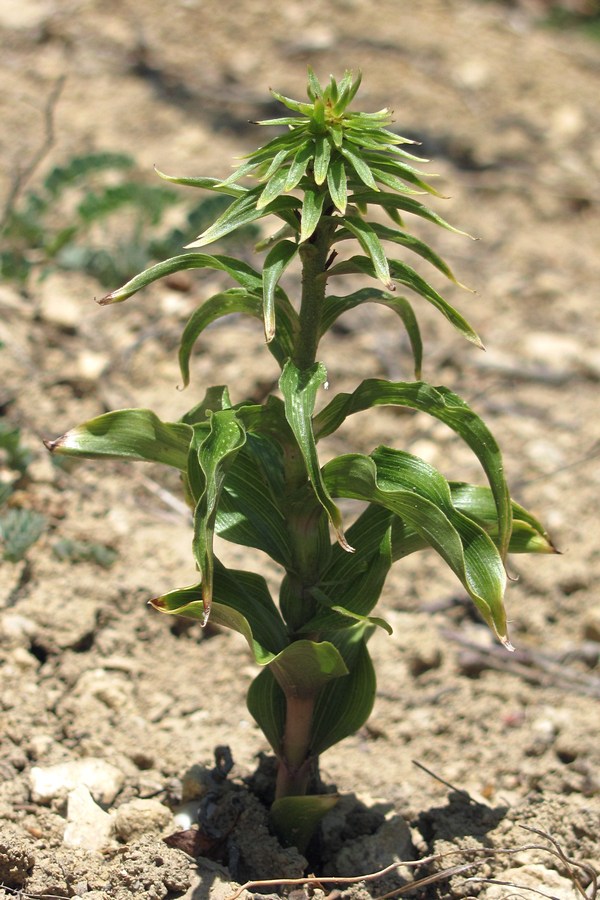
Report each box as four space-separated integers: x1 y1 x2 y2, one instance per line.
45 70 554 849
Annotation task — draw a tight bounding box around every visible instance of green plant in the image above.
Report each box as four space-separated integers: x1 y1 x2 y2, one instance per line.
0 416 47 563
45 70 554 849
1 151 258 289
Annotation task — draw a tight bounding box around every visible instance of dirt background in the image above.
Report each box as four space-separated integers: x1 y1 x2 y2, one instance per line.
1 0 600 897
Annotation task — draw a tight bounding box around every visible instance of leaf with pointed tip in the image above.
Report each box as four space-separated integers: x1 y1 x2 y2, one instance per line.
349 190 470 236
326 255 482 348
300 187 325 243
186 188 301 249
339 146 379 190
335 222 462 284
256 167 292 210
309 587 393 635
280 361 351 552
44 409 191 470
321 288 422 378
363 155 442 196
150 563 287 660
270 89 314 116
262 240 298 342
314 379 511 559
192 410 246 621
284 142 314 192
341 216 393 290
322 449 510 644
99 253 263 304
181 385 232 427
307 66 324 101
313 135 332 186
271 794 339 853
153 168 247 198
344 132 426 161
326 156 347 213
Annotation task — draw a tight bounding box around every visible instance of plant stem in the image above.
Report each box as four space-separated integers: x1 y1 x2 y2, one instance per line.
293 217 335 371
275 695 315 799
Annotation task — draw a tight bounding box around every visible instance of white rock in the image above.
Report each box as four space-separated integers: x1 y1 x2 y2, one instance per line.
63 785 114 851
30 758 125 806
112 798 173 842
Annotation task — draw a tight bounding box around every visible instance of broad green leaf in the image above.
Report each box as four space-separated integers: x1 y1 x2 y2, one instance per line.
99 253 263 304
284 142 314 192
247 667 286 755
262 240 298 342
348 190 470 236
193 410 246 621
326 255 482 348
326 156 347 213
154 168 247 198
300 186 325 243
44 409 191 470
322 449 510 644
313 135 331 186
341 216 393 289
321 288 423 378
310 629 376 755
216 438 293 568
279 361 352 551
339 146 379 190
309 587 393 635
271 795 339 853
269 640 348 700
314 379 511 559
150 563 288 661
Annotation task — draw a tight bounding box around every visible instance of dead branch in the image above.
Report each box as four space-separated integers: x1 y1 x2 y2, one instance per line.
0 74 66 231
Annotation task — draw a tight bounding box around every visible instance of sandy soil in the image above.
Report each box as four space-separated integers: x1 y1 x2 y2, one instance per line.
1 1 599 897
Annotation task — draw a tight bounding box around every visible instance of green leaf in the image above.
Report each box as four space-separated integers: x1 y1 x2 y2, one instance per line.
326 255 482 348
322 449 510 645
279 361 352 551
326 156 347 213
216 437 293 567
271 89 314 116
269 640 348 699
310 628 376 755
339 146 379 190
181 386 232 427
247 667 286 755
1 509 46 562
99 253 263 304
313 135 332 186
44 409 192 470
257 165 291 210
307 67 324 101
300 187 325 243
150 563 288 661
192 410 246 622
284 142 314 192
154 168 247 198
271 794 339 853
186 187 301 249
314 379 511 559
321 288 422 378
348 190 470 237
341 216 393 289
262 240 298 342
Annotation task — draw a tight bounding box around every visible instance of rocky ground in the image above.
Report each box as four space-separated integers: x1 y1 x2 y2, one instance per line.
1 1 599 898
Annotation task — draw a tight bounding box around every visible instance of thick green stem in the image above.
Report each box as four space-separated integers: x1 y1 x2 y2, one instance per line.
293 218 336 371
275 695 315 799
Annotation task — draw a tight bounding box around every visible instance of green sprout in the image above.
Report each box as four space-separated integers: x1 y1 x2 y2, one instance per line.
45 70 554 851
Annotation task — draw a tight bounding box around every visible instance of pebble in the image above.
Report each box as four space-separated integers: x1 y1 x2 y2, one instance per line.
112 798 173 842
30 758 125 806
582 606 600 642
63 785 114 852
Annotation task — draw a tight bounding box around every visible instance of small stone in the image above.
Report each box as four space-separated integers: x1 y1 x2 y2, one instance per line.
30 758 125 806
407 645 442 677
112 798 173 842
582 606 600 642
63 785 114 852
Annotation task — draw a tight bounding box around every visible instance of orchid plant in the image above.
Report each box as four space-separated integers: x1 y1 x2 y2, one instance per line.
45 70 553 850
